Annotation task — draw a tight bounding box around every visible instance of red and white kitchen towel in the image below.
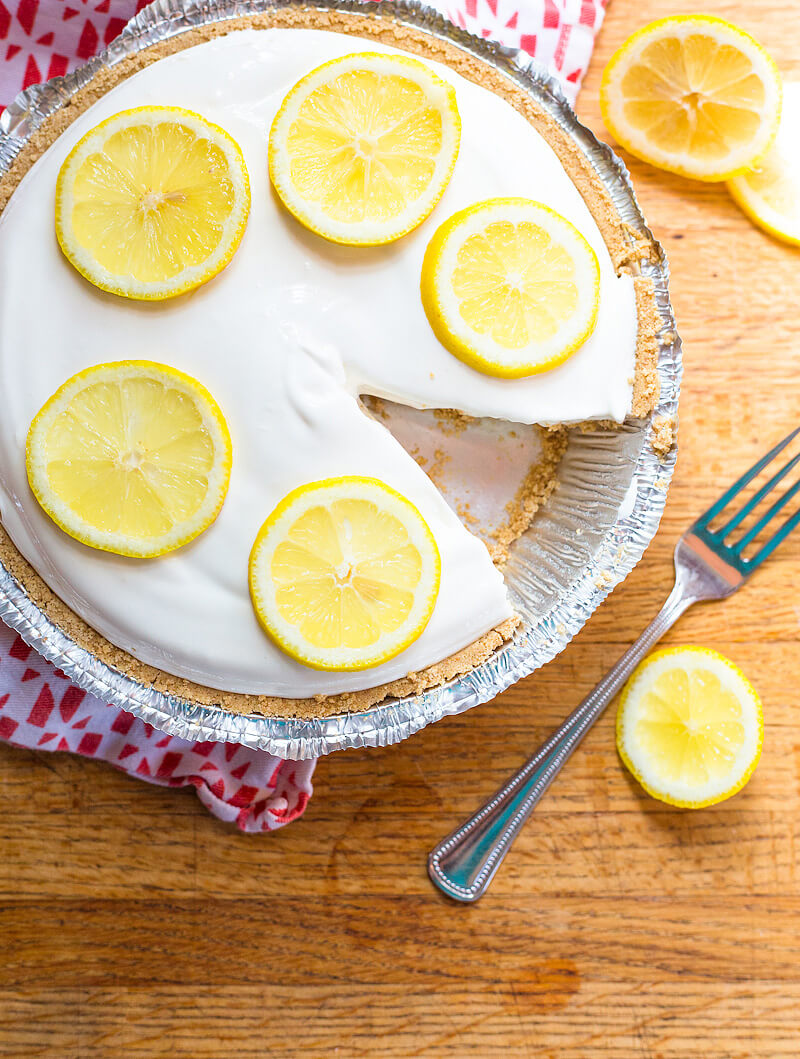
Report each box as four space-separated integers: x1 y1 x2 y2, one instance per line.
0 0 606 831
0 0 605 114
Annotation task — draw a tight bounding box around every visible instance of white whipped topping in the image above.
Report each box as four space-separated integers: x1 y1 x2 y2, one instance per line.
0 28 638 696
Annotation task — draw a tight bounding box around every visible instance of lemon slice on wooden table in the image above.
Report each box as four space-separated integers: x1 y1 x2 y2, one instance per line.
249 477 441 671
600 15 782 182
269 52 461 246
728 81 800 246
56 106 250 299
26 361 232 558
616 647 764 808
420 198 600 378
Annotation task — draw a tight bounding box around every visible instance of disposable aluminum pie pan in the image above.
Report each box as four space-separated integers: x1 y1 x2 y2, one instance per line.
0 0 681 760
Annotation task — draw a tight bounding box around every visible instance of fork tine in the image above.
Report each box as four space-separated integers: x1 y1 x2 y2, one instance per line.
719 449 800 538
747 504 800 569
734 475 800 553
697 426 800 528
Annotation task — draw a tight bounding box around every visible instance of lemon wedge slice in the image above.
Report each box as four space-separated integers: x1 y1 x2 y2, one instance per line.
56 106 250 299
249 477 440 671
616 647 764 808
729 81 800 246
268 52 460 246
600 16 782 182
420 198 600 377
26 361 232 557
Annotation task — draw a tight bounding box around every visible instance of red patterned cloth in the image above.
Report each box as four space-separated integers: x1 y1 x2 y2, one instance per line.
0 622 314 831
443 0 605 101
0 0 149 110
0 0 605 829
0 623 314 830
0 0 605 113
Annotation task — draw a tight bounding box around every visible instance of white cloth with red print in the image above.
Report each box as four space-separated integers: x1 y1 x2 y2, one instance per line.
0 0 605 830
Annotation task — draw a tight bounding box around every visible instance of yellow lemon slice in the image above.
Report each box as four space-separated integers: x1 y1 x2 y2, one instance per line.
26 361 232 558
729 81 800 246
616 647 764 808
268 52 461 246
420 198 600 378
249 477 440 671
56 106 250 299
600 16 782 182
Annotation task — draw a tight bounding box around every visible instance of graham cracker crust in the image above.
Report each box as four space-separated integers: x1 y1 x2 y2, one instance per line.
0 11 660 719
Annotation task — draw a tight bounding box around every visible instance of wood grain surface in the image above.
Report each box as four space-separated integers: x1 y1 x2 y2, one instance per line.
3 1 800 1055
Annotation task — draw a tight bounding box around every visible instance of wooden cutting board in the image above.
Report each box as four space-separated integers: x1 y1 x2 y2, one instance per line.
2 1 799 1055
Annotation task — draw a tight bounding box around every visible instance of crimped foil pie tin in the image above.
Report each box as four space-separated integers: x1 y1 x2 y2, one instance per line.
0 0 681 759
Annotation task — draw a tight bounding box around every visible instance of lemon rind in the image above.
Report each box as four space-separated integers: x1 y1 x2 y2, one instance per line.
615 645 764 809
55 106 251 300
727 81 800 246
727 176 800 246
268 52 461 247
249 475 441 671
421 197 601 378
26 360 233 558
599 15 783 184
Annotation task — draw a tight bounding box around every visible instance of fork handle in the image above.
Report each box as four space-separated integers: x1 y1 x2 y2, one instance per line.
428 580 696 902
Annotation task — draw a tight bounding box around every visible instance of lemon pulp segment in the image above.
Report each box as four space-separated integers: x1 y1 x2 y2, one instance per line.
729 81 800 245
249 477 441 670
26 361 232 557
616 646 763 808
600 16 782 181
421 198 600 377
56 106 250 299
269 53 460 245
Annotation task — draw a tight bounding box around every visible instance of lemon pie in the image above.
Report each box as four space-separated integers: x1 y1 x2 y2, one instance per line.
0 13 660 716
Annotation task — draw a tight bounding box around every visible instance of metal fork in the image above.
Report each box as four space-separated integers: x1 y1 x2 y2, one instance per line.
429 428 800 903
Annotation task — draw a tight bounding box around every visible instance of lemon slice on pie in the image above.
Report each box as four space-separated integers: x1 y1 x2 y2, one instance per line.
728 81 800 246
55 106 250 299
420 198 600 378
268 52 461 246
616 647 764 808
600 15 782 182
26 361 232 557
249 477 440 671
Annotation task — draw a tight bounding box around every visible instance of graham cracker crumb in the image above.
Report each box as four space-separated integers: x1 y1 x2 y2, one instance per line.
651 414 676 461
433 408 474 436
489 427 568 563
425 447 450 489
360 394 389 422
631 277 660 418
577 420 616 433
617 221 660 269
455 499 480 529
